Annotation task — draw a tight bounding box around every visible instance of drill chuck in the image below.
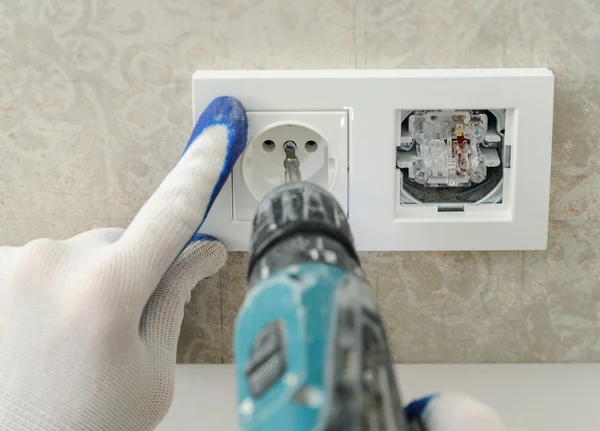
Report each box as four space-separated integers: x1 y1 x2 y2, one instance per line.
248 181 360 288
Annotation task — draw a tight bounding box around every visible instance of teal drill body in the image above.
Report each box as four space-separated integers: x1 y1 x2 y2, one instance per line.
234 182 411 431
235 263 346 430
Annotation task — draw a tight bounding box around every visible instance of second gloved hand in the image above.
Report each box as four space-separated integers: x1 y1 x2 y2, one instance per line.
406 392 507 431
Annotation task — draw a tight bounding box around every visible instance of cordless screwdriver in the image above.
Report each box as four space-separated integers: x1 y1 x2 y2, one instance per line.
234 181 414 431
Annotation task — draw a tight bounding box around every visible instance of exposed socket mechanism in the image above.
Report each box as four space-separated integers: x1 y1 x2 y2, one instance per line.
396 109 506 208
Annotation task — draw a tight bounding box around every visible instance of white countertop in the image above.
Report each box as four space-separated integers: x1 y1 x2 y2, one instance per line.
158 364 599 430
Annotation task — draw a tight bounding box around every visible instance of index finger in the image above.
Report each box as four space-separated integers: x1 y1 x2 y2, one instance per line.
118 96 247 286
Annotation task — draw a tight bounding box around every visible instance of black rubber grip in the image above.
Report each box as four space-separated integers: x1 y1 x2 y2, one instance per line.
248 182 358 280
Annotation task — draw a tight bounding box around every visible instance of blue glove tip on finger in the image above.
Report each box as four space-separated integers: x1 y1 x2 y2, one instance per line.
184 96 248 158
183 96 249 227
189 233 220 243
405 394 440 422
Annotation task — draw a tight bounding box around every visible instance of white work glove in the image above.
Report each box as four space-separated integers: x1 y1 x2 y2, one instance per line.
405 393 507 431
0 97 248 431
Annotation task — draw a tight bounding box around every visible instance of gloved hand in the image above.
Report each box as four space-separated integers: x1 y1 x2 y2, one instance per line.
0 97 248 431
406 392 507 431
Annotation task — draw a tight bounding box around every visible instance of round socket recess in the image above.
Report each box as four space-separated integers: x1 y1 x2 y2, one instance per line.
242 121 333 202
232 110 349 222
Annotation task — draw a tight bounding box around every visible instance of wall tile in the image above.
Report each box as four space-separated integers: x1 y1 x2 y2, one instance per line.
523 222 600 361
549 81 600 222
0 0 364 84
532 0 600 82
177 321 222 364
1 80 98 243
365 0 534 69
0 0 215 84
0 76 192 244
211 0 362 69
178 272 224 363
372 250 525 362
219 252 249 362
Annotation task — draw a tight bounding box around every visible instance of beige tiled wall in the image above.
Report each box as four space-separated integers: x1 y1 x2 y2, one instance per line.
1 0 599 363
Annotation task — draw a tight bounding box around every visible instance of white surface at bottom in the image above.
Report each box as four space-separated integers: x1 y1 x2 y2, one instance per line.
158 364 598 430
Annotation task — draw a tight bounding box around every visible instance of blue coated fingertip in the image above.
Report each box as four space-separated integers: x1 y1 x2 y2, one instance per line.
182 96 248 227
183 96 248 158
189 233 220 243
405 394 440 421
168 97 247 266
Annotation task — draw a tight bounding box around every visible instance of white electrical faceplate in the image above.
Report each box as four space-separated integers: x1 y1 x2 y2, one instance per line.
193 69 554 251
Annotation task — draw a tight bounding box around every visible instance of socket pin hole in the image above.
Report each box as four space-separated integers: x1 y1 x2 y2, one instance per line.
499 129 505 136
262 140 276 152
305 140 318 153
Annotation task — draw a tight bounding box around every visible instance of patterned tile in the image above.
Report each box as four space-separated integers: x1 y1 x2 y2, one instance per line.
523 222 600 361
0 76 191 244
365 0 534 69
219 252 249 362
372 250 526 363
549 81 600 222
0 0 214 84
211 0 361 69
532 0 600 82
177 272 224 364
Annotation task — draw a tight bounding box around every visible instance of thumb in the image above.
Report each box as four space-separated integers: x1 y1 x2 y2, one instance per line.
141 234 227 358
405 392 507 431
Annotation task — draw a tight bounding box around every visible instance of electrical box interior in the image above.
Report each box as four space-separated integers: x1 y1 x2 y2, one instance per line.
396 109 508 211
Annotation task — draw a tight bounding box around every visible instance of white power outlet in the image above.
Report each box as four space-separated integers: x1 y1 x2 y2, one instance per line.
232 111 348 221
193 69 554 251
